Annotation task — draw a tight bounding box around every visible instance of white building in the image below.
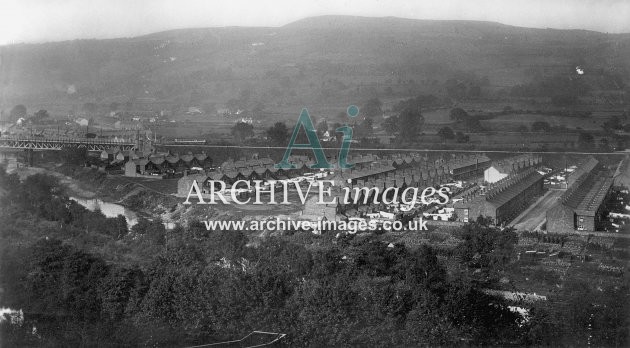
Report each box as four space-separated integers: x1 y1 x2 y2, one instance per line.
484 154 540 184
75 118 89 127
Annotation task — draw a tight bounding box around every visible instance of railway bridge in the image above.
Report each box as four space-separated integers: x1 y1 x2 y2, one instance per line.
0 136 136 152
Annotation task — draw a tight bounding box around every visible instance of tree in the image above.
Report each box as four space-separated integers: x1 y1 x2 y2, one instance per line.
10 104 26 121
169 102 180 115
231 122 254 142
449 108 468 121
599 138 612 151
363 98 382 118
132 217 166 245
189 89 203 105
531 121 552 132
444 279 521 345
551 94 578 106
60 147 87 165
82 102 97 115
516 125 529 133
577 132 595 150
382 116 400 135
239 88 252 104
100 266 144 321
32 109 49 123
201 102 216 115
331 122 344 143
355 118 374 138
456 220 518 273
114 215 129 239
335 111 347 121
393 95 436 114
455 131 469 143
399 105 424 143
437 127 455 140
463 117 483 132
445 79 467 100
316 120 329 138
226 98 240 113
267 122 289 146
251 102 265 117
602 116 622 131
468 85 482 98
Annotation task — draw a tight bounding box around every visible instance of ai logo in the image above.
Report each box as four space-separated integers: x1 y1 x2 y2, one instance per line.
275 106 359 170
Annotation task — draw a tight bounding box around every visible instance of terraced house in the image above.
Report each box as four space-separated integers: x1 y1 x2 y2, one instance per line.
546 157 613 233
125 151 212 177
175 152 501 218
484 154 541 183
454 167 544 225
449 154 491 181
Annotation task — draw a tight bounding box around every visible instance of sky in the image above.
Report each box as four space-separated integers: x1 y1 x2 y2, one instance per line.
1 0 629 45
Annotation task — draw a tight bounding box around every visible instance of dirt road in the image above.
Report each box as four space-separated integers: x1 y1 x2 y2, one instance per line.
511 189 564 231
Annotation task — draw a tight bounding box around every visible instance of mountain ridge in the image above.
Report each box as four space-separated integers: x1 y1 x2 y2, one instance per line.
1 15 628 114
4 15 628 48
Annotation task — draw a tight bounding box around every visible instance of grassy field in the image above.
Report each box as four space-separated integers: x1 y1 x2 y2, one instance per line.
115 176 180 195
422 108 453 125
482 113 608 131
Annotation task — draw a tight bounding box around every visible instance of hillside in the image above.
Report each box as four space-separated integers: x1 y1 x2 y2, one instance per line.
1 15 629 117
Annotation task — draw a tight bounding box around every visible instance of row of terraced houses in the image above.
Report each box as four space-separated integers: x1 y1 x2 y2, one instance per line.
177 153 492 195
453 155 545 225
546 157 614 233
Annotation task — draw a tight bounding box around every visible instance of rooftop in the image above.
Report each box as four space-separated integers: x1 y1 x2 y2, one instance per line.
575 177 613 216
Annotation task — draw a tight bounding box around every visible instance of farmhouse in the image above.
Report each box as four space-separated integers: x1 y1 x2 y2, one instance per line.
546 157 613 233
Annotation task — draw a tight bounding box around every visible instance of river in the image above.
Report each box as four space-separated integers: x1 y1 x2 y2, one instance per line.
71 197 175 229
71 197 139 226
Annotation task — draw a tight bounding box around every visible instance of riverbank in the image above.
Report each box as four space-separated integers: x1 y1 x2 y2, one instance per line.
9 165 97 199
7 164 188 226
6 163 302 231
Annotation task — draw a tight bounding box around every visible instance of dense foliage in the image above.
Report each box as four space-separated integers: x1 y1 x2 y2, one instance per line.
1 172 628 347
